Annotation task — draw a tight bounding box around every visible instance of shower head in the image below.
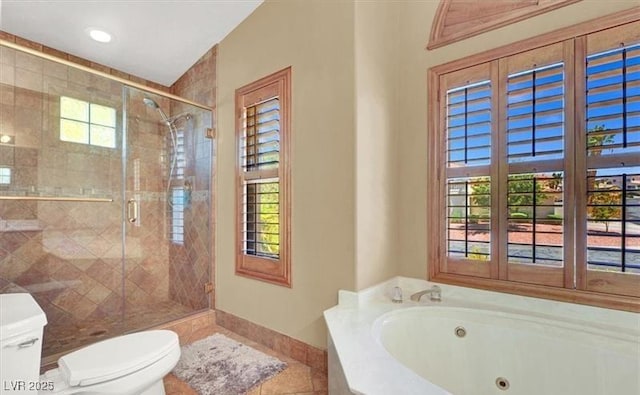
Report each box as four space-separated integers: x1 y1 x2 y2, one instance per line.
143 97 160 109
143 97 170 124
168 112 192 123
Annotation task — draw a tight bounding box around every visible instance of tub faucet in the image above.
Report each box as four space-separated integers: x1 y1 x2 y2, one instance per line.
410 285 442 302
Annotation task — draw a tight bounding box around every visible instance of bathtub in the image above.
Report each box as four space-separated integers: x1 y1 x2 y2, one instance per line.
324 277 640 395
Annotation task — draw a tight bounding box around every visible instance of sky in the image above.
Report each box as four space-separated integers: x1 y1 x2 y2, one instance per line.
446 43 640 177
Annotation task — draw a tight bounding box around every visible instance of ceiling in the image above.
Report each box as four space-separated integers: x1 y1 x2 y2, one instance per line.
0 0 263 86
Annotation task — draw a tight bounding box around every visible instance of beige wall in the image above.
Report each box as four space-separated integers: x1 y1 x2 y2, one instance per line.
216 0 639 348
354 1 400 290
396 0 640 280
216 0 357 348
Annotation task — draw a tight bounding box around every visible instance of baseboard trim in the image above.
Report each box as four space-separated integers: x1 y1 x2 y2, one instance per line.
215 310 327 372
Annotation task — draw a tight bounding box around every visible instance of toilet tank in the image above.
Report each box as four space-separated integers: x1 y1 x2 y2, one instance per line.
0 294 47 395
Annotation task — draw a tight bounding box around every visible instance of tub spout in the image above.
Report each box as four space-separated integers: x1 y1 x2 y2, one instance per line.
410 285 442 302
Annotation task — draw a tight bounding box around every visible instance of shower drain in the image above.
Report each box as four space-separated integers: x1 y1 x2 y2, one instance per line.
496 377 510 390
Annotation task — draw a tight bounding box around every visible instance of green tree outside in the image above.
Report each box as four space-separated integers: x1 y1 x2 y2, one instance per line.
470 175 547 218
587 186 622 233
586 124 619 233
252 182 280 256
587 124 615 154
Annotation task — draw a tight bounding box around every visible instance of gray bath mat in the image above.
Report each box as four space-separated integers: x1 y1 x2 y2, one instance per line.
172 333 287 394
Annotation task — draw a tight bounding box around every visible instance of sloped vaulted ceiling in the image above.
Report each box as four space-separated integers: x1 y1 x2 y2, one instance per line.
427 0 581 50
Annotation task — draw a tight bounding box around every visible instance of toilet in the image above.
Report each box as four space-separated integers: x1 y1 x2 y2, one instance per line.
0 294 180 395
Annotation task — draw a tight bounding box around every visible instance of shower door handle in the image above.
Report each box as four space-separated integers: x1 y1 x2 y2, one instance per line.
127 198 138 223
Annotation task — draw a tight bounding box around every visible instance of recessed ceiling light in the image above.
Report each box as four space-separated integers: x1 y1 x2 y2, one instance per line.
87 28 112 43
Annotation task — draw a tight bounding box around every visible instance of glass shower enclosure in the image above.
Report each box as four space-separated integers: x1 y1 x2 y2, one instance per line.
0 43 212 359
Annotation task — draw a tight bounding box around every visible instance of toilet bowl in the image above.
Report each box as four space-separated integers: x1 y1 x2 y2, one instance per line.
0 294 180 395
41 330 180 395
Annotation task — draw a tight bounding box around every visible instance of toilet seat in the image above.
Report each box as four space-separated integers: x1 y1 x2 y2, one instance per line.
41 330 180 394
58 330 180 386
57 330 179 387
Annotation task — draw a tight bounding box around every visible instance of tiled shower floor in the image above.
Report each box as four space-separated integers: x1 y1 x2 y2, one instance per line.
42 300 194 357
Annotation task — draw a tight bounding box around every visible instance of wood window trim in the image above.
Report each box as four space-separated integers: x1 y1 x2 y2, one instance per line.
235 67 292 287
427 0 581 50
429 7 640 75
427 8 640 312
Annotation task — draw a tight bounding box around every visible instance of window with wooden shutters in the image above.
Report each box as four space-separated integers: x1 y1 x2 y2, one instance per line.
440 62 498 279
501 42 573 288
235 67 291 287
576 24 640 298
428 13 640 311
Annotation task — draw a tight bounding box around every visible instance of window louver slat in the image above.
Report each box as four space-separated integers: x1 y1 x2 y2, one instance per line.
446 81 492 167
587 44 640 156
446 177 491 260
243 98 281 171
507 63 564 163
506 173 564 266
241 159 280 258
242 129 280 144
586 170 640 273
242 147 280 159
587 78 640 98
246 119 280 134
244 231 281 238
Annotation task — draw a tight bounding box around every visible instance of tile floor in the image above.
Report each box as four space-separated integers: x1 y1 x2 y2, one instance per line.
42 300 193 357
163 323 328 395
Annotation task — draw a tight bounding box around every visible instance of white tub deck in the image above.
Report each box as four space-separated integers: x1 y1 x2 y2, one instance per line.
324 277 640 395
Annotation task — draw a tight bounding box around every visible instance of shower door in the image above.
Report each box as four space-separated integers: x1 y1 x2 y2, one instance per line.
121 87 212 333
0 43 212 360
0 48 127 358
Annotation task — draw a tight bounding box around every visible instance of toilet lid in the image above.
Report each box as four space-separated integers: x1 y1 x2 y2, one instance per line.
58 330 179 387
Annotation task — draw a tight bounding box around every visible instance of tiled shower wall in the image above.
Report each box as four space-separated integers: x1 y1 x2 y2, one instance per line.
0 34 213 357
168 46 216 309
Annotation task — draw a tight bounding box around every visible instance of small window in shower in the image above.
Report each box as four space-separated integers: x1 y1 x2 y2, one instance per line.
173 129 185 180
171 187 185 245
60 96 116 148
0 167 11 185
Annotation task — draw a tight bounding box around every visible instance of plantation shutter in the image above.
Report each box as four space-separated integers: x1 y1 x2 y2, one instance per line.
500 41 573 287
241 98 281 259
429 15 640 307
577 22 640 297
235 68 291 287
440 62 499 279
